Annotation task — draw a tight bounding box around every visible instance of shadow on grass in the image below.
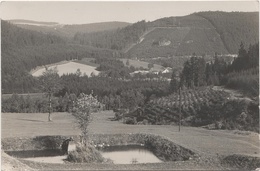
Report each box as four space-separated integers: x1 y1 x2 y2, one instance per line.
17 119 45 122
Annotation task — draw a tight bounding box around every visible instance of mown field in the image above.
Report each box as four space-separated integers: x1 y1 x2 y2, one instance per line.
2 111 259 157
31 61 99 77
2 111 260 170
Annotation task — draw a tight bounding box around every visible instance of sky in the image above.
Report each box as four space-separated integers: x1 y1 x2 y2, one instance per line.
0 1 259 24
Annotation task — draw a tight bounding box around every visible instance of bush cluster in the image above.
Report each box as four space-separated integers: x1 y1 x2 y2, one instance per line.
194 99 259 132
67 144 105 163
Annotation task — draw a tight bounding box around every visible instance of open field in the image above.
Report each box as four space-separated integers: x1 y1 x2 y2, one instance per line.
1 112 80 138
31 61 99 77
2 111 259 157
2 111 260 170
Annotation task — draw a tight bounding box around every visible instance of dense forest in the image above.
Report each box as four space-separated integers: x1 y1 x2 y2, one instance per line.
169 42 259 96
73 20 147 50
196 12 259 53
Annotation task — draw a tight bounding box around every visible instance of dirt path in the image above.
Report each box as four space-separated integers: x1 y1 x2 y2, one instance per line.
123 27 156 53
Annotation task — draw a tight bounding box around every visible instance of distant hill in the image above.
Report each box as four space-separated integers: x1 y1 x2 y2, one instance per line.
2 20 65 49
8 19 59 26
8 20 130 38
63 21 130 34
127 12 258 58
72 12 258 58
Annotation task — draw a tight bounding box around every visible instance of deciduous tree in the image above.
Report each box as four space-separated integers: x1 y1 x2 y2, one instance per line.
72 93 101 146
39 67 62 121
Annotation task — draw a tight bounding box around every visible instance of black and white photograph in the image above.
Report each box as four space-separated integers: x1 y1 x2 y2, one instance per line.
1 1 259 170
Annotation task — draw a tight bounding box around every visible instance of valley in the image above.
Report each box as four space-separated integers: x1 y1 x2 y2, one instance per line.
1 8 259 171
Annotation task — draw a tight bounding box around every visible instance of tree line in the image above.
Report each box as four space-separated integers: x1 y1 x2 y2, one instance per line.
2 72 169 113
170 42 259 96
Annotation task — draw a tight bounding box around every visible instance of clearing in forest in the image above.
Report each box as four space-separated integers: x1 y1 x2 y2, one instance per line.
31 61 99 77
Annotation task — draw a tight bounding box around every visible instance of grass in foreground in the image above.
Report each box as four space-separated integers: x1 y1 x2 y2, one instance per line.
2 111 260 170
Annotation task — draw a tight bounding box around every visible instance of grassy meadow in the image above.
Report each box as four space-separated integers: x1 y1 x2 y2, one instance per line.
2 111 259 157
31 61 99 77
2 111 259 170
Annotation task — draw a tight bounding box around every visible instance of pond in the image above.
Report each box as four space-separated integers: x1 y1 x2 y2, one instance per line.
100 144 163 164
5 144 76 164
6 144 162 164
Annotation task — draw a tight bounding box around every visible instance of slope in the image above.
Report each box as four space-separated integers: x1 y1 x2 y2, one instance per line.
196 11 259 54
127 12 258 58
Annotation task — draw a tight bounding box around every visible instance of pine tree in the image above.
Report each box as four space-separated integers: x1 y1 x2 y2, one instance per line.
170 71 180 92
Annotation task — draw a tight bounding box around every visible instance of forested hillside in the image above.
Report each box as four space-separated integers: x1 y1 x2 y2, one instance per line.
72 12 258 58
1 11 259 93
2 20 65 49
9 20 130 38
73 20 147 50
1 20 115 93
129 12 258 58
196 12 259 54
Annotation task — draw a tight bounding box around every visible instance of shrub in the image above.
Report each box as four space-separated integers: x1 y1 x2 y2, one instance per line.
124 117 136 124
67 144 105 163
221 154 260 170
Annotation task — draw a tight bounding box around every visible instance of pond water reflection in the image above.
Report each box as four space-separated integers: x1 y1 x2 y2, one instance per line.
100 145 163 164
6 144 163 164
